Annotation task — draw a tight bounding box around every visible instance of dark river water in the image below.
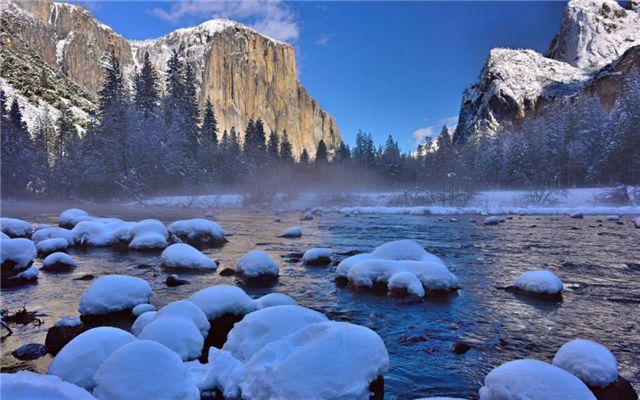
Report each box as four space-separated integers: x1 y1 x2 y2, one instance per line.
1 205 639 399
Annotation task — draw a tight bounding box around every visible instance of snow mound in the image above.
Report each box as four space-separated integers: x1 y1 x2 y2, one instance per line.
606 215 620 221
0 217 33 238
223 305 328 362
161 243 217 270
42 252 76 271
59 208 90 228
552 339 618 388
236 250 279 278
302 248 333 265
388 271 426 297
479 359 596 400
132 303 155 316
336 240 456 296
138 316 204 361
348 259 459 293
129 219 168 250
55 316 81 327
254 293 297 309
0 231 8 240
1 238 36 270
241 321 389 400
131 311 157 336
280 226 302 238
48 327 136 390
36 238 69 254
79 275 152 316
153 300 210 336
31 227 76 244
336 253 374 278
72 219 133 247
200 347 245 398
168 218 226 246
188 285 256 320
514 270 563 295
93 340 199 400
0 371 95 400
635 217 640 228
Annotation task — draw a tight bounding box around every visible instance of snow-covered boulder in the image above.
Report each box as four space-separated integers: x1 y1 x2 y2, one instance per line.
188 285 256 321
48 327 136 390
236 250 279 281
129 219 168 250
336 240 457 297
606 215 620 221
131 311 157 336
280 226 302 238
0 231 9 240
132 303 155 316
72 219 133 247
45 316 84 355
153 300 210 337
552 339 618 388
188 285 257 353
388 271 426 297
254 293 297 309
634 217 640 229
93 340 200 400
59 208 91 228
224 305 328 362
78 275 152 316
1 238 36 272
0 218 32 238
41 252 76 271
302 248 333 266
348 259 459 294
35 237 69 255
484 216 500 225
139 317 204 361
479 359 596 400
1 238 37 286
512 270 563 298
301 211 314 221
0 371 95 400
199 347 246 398
161 243 217 270
168 218 226 247
31 227 76 245
570 212 584 219
241 321 388 400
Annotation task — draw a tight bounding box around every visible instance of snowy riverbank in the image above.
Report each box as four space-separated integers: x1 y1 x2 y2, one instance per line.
134 188 640 216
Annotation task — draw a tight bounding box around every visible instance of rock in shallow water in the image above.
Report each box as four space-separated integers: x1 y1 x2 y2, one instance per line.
166 274 190 287
12 343 47 360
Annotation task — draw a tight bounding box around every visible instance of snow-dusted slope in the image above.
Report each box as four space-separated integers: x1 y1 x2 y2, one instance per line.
455 0 640 141
0 0 340 156
547 0 640 70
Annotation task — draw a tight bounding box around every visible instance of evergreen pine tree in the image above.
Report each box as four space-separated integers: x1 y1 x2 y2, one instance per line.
315 139 328 164
1 99 33 196
267 130 280 161
299 148 310 164
199 98 219 183
279 130 293 164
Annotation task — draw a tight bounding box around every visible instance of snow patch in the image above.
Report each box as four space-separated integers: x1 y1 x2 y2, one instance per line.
552 339 618 388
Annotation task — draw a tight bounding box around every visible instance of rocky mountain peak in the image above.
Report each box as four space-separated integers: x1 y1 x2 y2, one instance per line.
546 0 640 71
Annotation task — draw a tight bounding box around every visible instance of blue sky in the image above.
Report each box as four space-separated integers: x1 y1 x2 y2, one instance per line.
77 1 566 151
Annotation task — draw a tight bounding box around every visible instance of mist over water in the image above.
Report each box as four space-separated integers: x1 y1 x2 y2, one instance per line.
2 204 639 398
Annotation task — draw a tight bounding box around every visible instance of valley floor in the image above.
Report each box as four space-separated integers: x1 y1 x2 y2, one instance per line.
133 187 640 216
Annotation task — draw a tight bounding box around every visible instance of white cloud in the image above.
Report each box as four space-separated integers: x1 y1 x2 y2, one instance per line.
150 0 299 43
411 115 458 146
315 33 335 46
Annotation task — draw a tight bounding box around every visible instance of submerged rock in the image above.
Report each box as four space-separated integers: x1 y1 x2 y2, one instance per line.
166 274 190 287
12 343 47 360
452 341 472 354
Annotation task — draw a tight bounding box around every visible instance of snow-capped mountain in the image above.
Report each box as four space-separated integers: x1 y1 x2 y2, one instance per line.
0 0 340 156
454 0 640 142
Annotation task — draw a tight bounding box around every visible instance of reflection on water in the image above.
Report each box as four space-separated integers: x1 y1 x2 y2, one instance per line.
1 206 639 398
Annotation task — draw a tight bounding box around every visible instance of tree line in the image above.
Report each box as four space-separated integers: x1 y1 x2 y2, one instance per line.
1 49 637 201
